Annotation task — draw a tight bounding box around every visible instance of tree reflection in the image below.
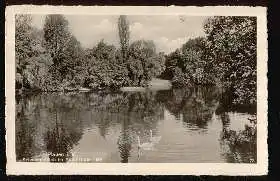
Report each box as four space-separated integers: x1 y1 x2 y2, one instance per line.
160 88 191 120
44 110 83 162
158 86 220 130
42 95 85 162
16 96 36 161
16 93 86 162
117 126 132 163
220 112 231 129
16 94 44 161
182 86 220 129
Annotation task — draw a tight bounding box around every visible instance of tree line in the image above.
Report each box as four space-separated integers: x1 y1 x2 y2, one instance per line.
15 15 256 106
16 15 165 92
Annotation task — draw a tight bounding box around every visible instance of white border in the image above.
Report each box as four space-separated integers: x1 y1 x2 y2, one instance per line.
5 5 268 175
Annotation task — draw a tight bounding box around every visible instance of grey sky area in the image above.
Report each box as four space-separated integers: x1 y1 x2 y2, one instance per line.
31 15 208 53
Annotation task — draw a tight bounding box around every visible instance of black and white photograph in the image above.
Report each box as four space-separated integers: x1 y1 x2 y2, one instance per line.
5 6 267 175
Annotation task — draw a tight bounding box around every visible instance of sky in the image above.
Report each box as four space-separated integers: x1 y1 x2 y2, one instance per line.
31 15 208 54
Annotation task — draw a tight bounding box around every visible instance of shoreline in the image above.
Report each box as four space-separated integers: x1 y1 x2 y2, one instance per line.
16 78 173 94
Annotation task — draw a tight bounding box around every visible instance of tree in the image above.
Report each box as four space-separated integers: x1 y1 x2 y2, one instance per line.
43 15 87 91
118 15 130 63
84 40 129 89
15 15 52 91
61 35 86 89
43 15 72 79
15 15 33 74
204 16 257 105
161 49 183 80
180 37 214 85
15 15 33 89
162 36 216 86
128 40 165 86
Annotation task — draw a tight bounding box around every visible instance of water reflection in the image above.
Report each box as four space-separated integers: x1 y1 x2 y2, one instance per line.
161 87 220 130
219 113 257 163
16 96 39 161
15 86 256 163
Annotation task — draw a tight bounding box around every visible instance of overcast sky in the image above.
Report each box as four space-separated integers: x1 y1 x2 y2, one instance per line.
31 15 208 53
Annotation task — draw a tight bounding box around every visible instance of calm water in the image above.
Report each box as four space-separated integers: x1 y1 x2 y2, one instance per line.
16 86 256 163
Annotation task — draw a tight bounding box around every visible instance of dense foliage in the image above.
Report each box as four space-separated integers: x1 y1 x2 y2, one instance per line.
203 16 257 105
15 15 52 91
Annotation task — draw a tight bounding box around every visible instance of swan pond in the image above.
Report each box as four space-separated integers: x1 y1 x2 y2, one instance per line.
16 86 256 163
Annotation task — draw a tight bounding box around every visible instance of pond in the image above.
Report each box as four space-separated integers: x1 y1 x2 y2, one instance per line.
15 86 257 163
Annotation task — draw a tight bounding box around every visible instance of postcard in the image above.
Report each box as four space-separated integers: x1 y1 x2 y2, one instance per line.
5 5 267 175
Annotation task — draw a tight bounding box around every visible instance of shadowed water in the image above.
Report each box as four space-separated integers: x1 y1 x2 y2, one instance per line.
16 86 256 163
